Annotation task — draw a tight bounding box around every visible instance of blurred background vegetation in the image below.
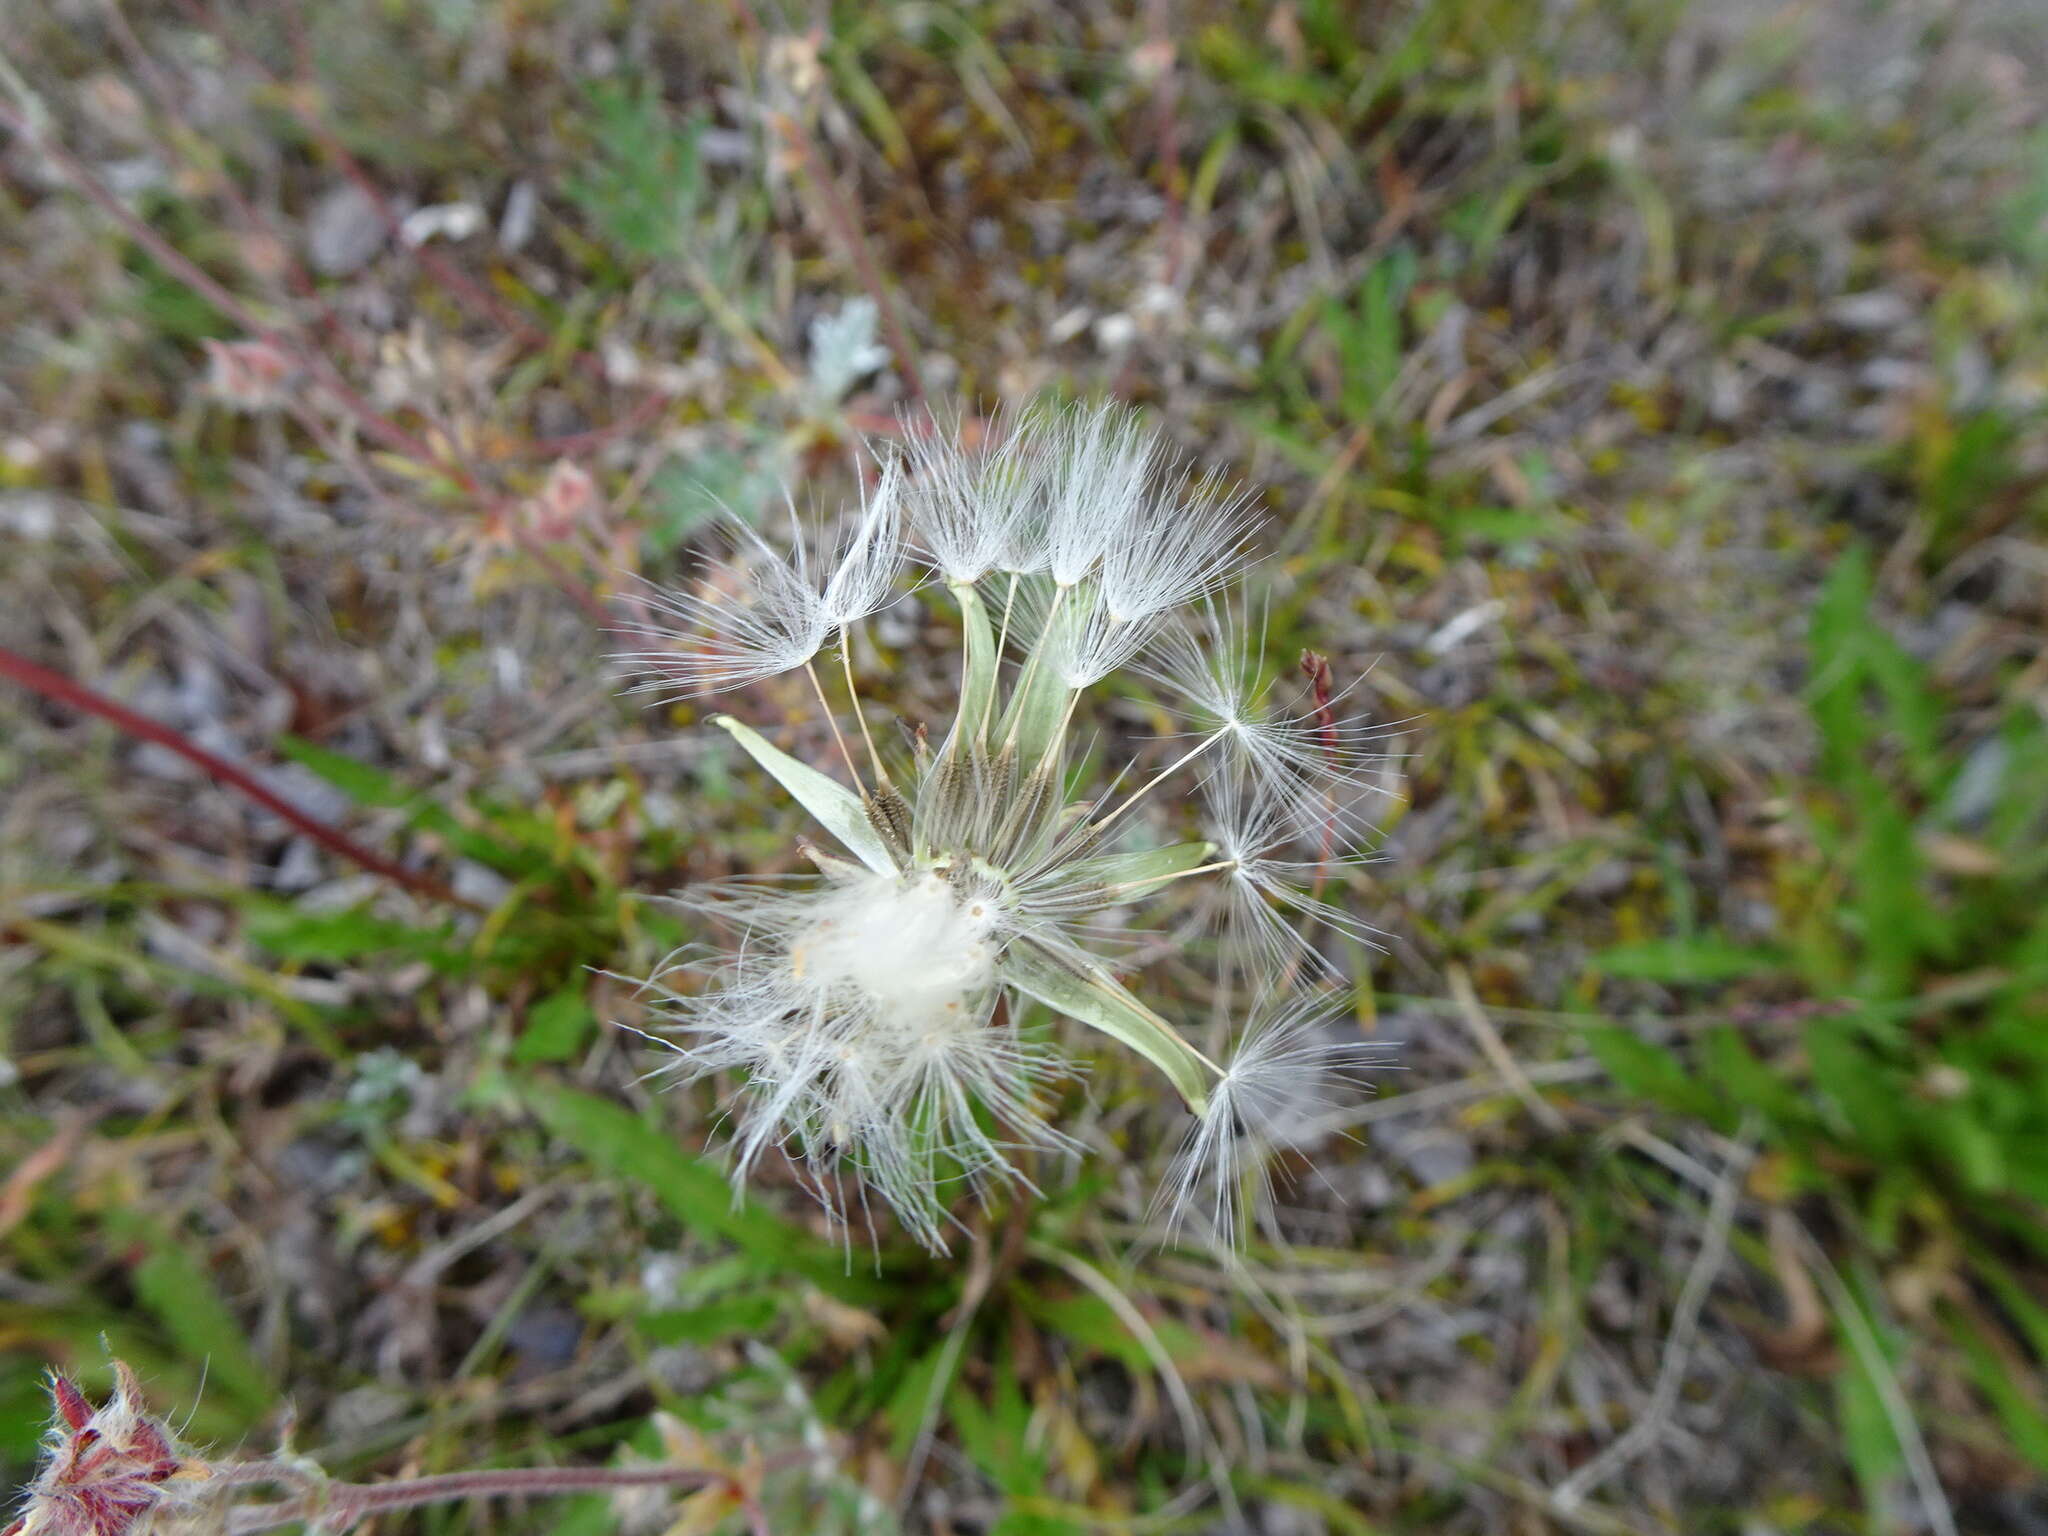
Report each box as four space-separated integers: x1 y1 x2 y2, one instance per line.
3 1 2046 1532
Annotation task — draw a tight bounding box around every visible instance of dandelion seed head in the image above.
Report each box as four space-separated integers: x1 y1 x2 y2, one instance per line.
616 400 1401 1251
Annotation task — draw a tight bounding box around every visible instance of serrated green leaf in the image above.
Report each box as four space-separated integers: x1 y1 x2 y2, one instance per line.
711 715 896 875
999 940 1212 1111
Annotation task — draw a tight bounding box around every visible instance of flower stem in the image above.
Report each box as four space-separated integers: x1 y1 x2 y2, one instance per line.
1099 858 1237 899
839 626 893 790
223 1464 727 1534
999 584 1067 752
804 660 865 791
979 573 1020 744
1090 729 1228 837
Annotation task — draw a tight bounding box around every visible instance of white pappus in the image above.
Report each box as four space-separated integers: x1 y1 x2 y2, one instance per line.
614 401 1399 1251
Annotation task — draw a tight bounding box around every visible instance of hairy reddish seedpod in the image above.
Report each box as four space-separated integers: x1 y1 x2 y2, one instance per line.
4 1365 209 1536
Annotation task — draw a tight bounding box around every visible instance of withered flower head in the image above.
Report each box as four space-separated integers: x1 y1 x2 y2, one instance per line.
4 1364 210 1536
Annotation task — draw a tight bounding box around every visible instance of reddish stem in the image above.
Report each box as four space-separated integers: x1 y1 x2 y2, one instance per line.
225 1464 730 1535
0 645 473 911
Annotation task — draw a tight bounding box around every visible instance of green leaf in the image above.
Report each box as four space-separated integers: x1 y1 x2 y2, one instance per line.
1699 1026 1805 1128
1019 1289 1205 1376
1850 789 1935 999
1809 547 1876 783
1808 1019 1905 1156
1948 1308 2048 1472
712 715 897 874
1592 938 1785 984
276 736 412 808
513 986 596 1064
246 905 456 964
1581 1025 1716 1120
999 940 1213 1111
883 1332 966 1460
129 1228 271 1415
1832 1282 1908 1509
637 1293 783 1345
523 1081 886 1300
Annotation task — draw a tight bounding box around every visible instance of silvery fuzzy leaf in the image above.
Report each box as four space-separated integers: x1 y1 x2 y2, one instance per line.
807 298 892 404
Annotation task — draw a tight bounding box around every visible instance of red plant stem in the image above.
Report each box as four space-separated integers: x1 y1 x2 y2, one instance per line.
0 645 474 911
224 1464 728 1535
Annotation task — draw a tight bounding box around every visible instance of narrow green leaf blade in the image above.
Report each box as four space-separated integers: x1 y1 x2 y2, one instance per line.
513 986 597 1064
712 715 896 874
524 1081 889 1300
129 1228 272 1416
999 940 1212 1111
1592 938 1786 984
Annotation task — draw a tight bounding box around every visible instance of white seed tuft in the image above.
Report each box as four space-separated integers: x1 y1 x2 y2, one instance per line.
1153 994 1391 1240
616 402 1401 1252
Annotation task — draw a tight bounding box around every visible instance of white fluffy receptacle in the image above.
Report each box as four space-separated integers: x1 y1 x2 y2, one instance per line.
688 867 1060 1249
791 869 1000 1019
